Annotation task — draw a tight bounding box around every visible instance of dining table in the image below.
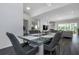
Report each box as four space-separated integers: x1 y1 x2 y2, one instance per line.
18 33 56 55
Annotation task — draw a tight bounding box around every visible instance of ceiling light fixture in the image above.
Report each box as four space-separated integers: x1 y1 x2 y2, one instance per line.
71 11 74 14
47 3 52 6
26 7 31 10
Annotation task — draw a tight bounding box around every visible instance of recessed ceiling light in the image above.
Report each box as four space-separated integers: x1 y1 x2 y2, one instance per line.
26 7 31 10
47 3 52 6
56 15 58 17
71 11 74 14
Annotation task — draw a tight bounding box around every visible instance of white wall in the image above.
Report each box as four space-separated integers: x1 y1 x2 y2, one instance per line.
0 3 23 49
39 16 49 31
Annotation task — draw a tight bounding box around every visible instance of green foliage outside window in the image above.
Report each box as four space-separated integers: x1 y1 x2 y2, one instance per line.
57 23 77 33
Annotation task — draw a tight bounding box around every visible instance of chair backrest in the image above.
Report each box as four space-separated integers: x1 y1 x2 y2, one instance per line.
6 32 26 55
48 32 62 48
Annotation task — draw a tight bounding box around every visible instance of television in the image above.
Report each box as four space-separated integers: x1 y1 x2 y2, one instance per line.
43 25 48 30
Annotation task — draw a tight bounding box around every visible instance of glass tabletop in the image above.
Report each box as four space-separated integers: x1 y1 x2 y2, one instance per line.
19 33 55 46
31 37 51 46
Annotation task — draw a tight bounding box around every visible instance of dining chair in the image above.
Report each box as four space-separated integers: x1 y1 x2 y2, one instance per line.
6 32 39 55
44 32 62 55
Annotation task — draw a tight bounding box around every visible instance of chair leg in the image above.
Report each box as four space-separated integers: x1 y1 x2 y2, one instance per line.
55 45 60 55
22 39 29 47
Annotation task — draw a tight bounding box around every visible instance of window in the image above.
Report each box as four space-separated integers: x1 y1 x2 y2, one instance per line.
57 23 77 33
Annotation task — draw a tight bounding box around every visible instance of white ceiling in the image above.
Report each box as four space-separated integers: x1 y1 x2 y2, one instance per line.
23 3 69 17
23 3 79 21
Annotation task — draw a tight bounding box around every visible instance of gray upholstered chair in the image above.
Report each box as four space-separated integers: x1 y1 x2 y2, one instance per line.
6 32 39 55
44 32 62 55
